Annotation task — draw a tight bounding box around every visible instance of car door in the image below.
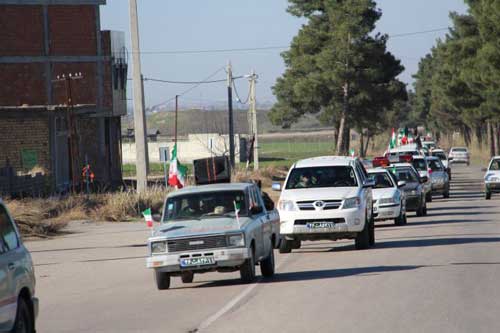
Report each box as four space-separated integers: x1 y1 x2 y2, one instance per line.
249 186 266 260
0 204 21 331
355 161 371 218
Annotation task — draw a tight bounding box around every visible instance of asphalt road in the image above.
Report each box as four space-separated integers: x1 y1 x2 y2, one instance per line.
26 164 500 333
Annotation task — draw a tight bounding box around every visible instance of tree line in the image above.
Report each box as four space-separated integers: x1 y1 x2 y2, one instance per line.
411 0 500 156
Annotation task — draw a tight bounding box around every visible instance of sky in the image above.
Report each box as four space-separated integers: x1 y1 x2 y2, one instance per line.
100 0 469 109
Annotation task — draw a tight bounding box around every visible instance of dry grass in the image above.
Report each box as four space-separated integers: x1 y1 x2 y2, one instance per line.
5 186 171 237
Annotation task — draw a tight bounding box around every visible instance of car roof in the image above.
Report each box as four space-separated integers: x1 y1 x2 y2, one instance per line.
490 156 500 160
425 156 439 161
367 168 389 174
391 162 414 168
293 156 356 168
450 147 468 150
412 156 425 160
168 183 253 197
432 149 445 153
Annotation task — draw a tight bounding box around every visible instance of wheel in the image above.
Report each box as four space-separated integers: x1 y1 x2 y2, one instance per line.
155 271 171 290
11 297 34 333
368 217 375 246
443 190 450 199
395 208 406 226
423 201 428 216
279 238 292 254
416 199 424 217
355 217 370 250
260 246 275 278
291 239 302 250
485 190 491 200
426 192 432 202
240 247 256 283
181 271 194 283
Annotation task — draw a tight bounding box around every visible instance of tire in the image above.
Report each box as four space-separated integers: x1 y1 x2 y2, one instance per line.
291 240 302 250
423 201 428 216
11 297 34 333
355 217 371 250
485 190 491 200
395 208 406 226
426 192 432 202
240 247 256 283
155 271 171 290
416 198 424 217
368 217 375 246
443 189 450 199
260 246 275 278
279 238 292 254
181 271 194 284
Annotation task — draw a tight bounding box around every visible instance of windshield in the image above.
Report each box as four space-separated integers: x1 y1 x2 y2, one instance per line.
394 168 418 183
163 191 248 222
412 159 427 171
489 159 500 171
452 148 467 153
285 166 358 189
368 172 394 189
428 159 444 171
433 152 447 160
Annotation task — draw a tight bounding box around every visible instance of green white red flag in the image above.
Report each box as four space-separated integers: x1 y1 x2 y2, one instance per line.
168 144 187 189
390 128 396 149
142 208 153 228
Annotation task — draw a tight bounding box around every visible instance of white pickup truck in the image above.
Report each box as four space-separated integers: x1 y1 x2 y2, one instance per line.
146 183 280 289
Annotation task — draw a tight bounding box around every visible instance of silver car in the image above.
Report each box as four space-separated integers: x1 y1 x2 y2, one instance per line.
449 147 470 166
426 156 450 198
0 200 38 333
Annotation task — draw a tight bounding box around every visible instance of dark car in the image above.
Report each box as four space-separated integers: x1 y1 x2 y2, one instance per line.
390 164 427 217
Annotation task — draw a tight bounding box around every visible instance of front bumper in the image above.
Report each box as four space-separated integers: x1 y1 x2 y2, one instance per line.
279 208 365 237
485 181 500 193
431 181 448 193
450 157 469 163
146 247 249 272
374 203 401 221
405 196 421 211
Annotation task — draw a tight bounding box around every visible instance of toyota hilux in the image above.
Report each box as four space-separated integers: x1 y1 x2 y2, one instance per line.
275 156 375 253
484 156 500 200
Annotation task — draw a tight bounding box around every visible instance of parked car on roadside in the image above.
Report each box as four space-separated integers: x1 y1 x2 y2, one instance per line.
0 200 38 333
146 183 280 289
367 168 407 226
449 147 470 166
275 156 375 253
483 157 500 200
426 156 450 198
389 164 428 217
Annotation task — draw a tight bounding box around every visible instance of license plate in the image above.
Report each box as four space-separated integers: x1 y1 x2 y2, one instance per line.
180 257 216 267
306 222 336 229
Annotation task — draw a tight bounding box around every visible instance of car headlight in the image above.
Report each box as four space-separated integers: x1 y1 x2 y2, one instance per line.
227 234 245 247
343 197 361 209
379 197 396 205
278 200 296 211
151 241 167 254
406 189 417 196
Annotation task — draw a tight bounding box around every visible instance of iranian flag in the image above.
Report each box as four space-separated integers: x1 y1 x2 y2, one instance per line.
168 144 187 189
390 128 396 149
142 208 153 228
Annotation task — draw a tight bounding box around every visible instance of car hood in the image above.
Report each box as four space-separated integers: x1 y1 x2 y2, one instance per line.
280 187 359 202
485 170 500 179
431 171 447 179
373 188 397 200
402 182 419 191
153 217 251 238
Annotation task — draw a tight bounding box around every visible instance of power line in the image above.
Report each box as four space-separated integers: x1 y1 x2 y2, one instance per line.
144 76 244 85
233 79 251 105
132 27 451 56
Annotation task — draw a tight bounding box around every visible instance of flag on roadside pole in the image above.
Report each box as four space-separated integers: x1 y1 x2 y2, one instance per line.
142 208 153 228
168 143 187 189
349 148 355 157
233 201 241 228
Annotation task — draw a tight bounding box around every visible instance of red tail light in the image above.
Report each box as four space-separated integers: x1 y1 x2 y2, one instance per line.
373 157 390 167
399 154 413 163
428 168 433 174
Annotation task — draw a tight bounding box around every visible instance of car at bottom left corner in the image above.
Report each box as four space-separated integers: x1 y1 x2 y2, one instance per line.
146 182 280 290
0 199 38 333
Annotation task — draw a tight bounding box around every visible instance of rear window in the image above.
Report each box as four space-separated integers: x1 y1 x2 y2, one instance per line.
452 148 467 153
286 166 358 189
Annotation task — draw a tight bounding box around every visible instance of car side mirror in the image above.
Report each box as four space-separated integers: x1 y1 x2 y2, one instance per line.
363 179 375 188
397 181 406 188
420 176 428 183
481 168 487 172
153 214 161 222
272 182 282 191
448 157 453 161
250 206 264 215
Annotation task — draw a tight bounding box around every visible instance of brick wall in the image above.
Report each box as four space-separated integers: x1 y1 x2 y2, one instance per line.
0 117 50 174
48 5 97 56
51 62 97 106
0 5 44 56
0 63 47 106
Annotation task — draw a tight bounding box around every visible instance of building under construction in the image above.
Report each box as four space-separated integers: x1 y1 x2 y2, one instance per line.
0 0 127 195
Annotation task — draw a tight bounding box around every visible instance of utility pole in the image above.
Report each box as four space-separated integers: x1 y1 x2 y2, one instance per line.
129 0 149 193
53 72 83 193
248 70 259 170
227 61 236 168
174 95 179 145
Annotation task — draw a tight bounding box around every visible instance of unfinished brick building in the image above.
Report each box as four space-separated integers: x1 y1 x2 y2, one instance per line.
0 0 127 195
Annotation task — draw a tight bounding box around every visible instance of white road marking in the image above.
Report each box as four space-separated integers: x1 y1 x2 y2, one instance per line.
196 252 291 332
